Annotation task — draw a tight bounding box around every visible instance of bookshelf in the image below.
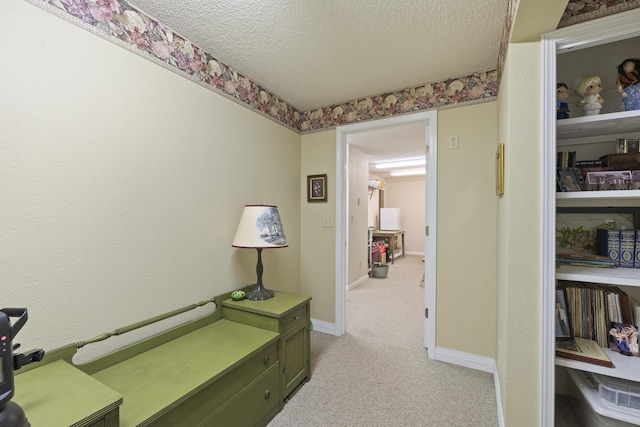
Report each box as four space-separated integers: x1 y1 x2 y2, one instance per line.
544 10 640 426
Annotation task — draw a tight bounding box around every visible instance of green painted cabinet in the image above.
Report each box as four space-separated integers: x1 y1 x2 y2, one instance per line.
13 359 122 427
222 291 311 402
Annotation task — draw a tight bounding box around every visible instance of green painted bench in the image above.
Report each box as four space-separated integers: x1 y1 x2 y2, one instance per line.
13 294 283 426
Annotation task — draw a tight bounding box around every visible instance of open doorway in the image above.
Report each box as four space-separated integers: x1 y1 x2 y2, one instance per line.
334 111 437 354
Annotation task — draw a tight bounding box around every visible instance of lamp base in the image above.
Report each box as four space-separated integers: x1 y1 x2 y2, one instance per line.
245 285 274 301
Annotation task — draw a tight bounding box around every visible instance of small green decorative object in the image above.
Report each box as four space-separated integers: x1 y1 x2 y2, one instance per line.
231 290 245 301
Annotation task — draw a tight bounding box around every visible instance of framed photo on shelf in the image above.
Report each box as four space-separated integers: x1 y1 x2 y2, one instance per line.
557 168 583 192
556 206 640 254
307 174 327 202
586 170 631 184
555 288 573 341
617 138 628 154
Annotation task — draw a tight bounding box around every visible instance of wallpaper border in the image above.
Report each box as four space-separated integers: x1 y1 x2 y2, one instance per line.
25 0 636 134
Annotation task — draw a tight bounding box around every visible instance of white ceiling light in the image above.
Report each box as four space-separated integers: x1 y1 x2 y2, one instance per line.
390 169 425 177
374 158 426 169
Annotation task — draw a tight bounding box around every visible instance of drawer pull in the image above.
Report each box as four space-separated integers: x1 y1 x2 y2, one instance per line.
264 389 271 400
294 315 300 320
263 355 270 365
282 364 287 373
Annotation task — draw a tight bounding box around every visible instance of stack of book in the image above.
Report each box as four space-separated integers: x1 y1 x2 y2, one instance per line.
597 228 640 268
557 280 634 347
556 252 615 268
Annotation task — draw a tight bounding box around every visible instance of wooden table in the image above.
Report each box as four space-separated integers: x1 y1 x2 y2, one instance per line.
371 229 405 264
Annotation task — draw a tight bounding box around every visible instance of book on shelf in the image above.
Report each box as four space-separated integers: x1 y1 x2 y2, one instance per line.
556 337 614 367
596 229 621 267
556 252 615 268
619 230 636 268
557 151 576 168
558 281 634 347
574 159 604 167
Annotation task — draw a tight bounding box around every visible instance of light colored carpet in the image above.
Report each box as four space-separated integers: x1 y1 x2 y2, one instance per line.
267 255 499 426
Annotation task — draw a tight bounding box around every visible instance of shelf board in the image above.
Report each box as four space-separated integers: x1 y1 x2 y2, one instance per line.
557 347 640 383
557 189 640 202
556 264 640 287
557 110 640 140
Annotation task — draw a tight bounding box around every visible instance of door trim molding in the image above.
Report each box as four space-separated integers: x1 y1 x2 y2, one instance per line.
335 111 437 355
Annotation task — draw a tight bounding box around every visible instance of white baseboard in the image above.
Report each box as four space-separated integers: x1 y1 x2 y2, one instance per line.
434 346 495 373
310 318 336 335
435 346 503 425
308 328 504 425
347 275 369 291
404 251 425 256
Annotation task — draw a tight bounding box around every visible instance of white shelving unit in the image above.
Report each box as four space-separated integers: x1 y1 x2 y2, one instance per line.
555 112 640 386
544 10 640 426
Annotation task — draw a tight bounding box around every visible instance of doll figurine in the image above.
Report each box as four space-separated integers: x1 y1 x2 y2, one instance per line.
616 58 640 111
575 75 604 116
556 83 570 119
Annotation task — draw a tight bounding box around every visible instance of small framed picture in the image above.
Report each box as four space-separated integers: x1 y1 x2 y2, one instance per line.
628 138 640 153
617 138 629 154
307 174 327 202
586 170 631 184
555 288 573 341
557 168 583 192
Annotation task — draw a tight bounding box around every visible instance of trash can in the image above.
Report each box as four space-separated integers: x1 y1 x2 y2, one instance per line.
371 264 388 278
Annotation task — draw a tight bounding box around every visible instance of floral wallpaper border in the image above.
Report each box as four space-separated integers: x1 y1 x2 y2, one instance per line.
25 0 638 134
559 0 640 27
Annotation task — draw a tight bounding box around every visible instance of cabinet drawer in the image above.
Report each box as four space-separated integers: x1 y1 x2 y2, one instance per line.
147 341 278 426
202 363 281 427
282 305 308 334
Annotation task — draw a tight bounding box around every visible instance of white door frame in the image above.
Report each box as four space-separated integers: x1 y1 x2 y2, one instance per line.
334 110 437 355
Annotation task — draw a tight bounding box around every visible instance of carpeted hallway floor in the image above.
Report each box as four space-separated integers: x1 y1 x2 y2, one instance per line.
267 255 499 426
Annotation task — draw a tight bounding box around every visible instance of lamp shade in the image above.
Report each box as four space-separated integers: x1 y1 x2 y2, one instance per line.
232 205 288 248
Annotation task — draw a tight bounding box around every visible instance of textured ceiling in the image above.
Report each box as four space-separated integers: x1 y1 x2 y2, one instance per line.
130 0 509 112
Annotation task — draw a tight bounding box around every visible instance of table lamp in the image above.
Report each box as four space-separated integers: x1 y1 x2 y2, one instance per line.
232 205 287 300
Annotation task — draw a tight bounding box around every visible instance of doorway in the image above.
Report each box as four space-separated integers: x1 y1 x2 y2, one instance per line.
334 111 437 355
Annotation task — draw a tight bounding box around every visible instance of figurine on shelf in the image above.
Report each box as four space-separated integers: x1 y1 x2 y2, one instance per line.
556 82 571 119
616 58 640 111
575 75 604 116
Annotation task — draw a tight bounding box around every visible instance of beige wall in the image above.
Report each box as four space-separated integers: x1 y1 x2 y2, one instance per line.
300 131 337 323
436 102 498 358
301 103 499 358
348 145 370 283
1 1 301 355
495 1 569 424
382 178 425 254
497 41 542 427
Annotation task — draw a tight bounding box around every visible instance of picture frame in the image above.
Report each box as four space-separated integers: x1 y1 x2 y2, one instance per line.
495 143 504 197
586 170 631 184
617 138 629 154
556 206 640 254
555 288 573 341
628 138 640 153
557 168 584 192
307 174 327 202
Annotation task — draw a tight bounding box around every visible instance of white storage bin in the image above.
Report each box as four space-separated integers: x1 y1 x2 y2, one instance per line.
594 373 640 411
568 369 640 426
